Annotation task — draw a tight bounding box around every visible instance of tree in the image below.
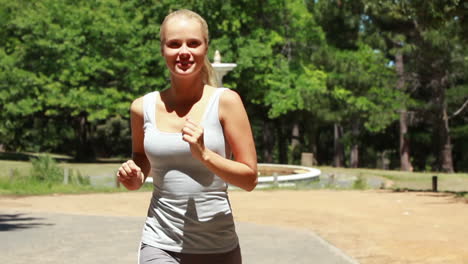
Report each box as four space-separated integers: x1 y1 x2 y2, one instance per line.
1 0 466 170
196 0 327 164
364 0 468 172
312 0 405 168
0 0 163 160
325 44 404 167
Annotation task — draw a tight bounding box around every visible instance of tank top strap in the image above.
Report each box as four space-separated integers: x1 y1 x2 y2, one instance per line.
143 91 157 127
203 88 228 123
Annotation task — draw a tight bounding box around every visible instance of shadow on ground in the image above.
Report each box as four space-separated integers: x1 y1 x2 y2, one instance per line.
391 188 468 203
0 213 53 231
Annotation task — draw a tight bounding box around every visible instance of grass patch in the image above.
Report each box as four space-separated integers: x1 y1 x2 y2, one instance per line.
2 155 467 196
352 174 368 190
0 155 151 196
317 166 468 192
454 192 468 201
0 178 153 196
0 178 108 195
0 160 123 178
0 169 153 196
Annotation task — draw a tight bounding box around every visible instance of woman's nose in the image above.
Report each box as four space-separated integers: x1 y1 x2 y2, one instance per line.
179 44 190 57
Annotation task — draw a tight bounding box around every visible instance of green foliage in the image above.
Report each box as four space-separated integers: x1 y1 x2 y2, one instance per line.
0 154 98 195
363 0 468 171
0 0 162 157
313 0 364 49
30 155 63 183
325 43 405 132
0 0 467 171
93 115 131 157
352 174 367 190
2 154 92 186
265 64 327 118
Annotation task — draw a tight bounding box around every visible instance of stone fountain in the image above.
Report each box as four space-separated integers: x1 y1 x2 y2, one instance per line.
211 50 237 87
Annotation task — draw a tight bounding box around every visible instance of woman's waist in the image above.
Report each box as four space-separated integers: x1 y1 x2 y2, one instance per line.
152 187 229 200
150 168 228 193
149 190 233 222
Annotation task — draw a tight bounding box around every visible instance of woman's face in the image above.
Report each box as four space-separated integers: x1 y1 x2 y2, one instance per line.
161 17 207 78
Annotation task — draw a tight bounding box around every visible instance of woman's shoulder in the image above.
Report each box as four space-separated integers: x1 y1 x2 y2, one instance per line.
130 96 145 117
218 88 245 122
131 91 158 116
219 88 243 108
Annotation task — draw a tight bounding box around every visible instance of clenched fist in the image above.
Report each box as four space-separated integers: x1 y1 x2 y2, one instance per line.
181 118 206 161
117 160 144 190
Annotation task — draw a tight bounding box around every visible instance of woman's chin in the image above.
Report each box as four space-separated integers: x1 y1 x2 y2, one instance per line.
176 67 192 73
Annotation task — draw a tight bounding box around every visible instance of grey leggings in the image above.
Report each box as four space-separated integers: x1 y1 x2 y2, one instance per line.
139 243 242 264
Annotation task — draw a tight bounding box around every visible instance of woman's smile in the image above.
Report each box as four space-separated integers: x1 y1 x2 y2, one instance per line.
176 59 195 71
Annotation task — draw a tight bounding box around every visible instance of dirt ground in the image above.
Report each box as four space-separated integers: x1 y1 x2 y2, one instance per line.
1 189 467 264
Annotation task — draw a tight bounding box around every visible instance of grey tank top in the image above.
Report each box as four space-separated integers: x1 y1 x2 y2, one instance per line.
141 88 238 254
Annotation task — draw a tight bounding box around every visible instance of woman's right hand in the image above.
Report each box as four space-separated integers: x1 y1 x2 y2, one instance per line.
117 160 144 190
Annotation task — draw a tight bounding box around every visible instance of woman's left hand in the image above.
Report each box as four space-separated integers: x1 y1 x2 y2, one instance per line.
182 118 206 161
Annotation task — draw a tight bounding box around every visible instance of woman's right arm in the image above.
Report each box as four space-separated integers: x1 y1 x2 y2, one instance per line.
117 97 151 190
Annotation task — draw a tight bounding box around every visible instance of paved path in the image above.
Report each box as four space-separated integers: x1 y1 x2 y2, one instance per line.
0 210 358 264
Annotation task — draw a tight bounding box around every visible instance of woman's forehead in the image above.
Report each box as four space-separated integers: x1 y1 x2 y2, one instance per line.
164 17 204 38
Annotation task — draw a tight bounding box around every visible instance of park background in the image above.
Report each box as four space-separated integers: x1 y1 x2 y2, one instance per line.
0 0 467 183
1 1 468 263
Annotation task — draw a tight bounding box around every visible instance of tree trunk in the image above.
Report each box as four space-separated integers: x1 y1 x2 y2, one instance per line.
399 111 413 171
395 51 413 171
276 118 287 164
290 121 300 164
439 110 454 172
436 81 454 172
333 123 345 167
75 114 95 162
350 121 359 168
262 119 275 163
307 121 318 163
429 69 454 172
291 122 300 150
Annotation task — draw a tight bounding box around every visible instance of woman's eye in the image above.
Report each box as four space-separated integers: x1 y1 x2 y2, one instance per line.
167 41 181 48
188 41 201 47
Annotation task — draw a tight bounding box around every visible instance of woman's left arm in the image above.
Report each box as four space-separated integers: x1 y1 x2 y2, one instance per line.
182 89 258 191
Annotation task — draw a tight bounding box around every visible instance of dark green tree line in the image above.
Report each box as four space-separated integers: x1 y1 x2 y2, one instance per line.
0 0 467 171
363 0 468 172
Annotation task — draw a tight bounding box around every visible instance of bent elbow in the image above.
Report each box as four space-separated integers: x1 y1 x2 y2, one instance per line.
243 171 258 192
245 180 257 192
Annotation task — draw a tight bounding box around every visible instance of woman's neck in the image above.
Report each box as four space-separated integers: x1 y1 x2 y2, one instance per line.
167 74 205 105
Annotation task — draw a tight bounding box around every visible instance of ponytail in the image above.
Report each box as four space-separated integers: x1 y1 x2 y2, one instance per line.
203 56 219 87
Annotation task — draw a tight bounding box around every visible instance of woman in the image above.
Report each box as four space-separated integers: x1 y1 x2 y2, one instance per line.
116 9 257 264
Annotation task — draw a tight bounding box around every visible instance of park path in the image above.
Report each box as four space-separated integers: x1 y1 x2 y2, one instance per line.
0 191 356 264
1 190 468 263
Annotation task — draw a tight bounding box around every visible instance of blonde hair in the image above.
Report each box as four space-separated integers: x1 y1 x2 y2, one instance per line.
160 9 218 87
